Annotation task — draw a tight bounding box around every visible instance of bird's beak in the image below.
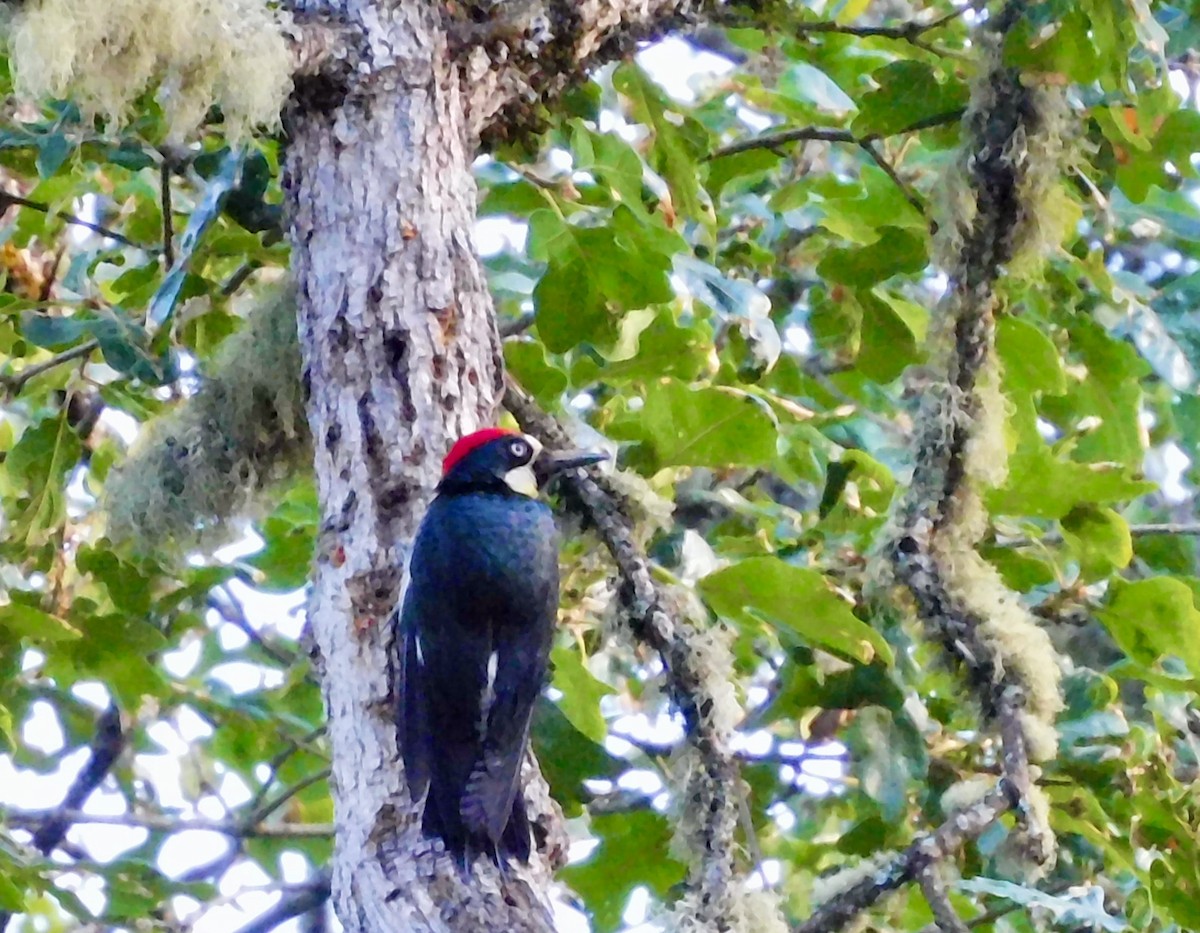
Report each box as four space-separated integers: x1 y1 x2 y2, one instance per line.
534 449 608 484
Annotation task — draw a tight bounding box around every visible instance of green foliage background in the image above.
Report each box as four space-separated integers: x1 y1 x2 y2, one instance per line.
2 1 1200 930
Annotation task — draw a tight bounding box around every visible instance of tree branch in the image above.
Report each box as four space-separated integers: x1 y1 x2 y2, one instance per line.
506 377 746 929
822 5 1064 932
728 4 975 44
796 785 1014 933
918 863 970 933
709 109 965 160
232 874 332 933
160 161 176 268
463 0 707 141
1003 521 1200 549
0 191 153 251
459 1 972 142
0 340 99 396
0 705 125 933
3 808 332 838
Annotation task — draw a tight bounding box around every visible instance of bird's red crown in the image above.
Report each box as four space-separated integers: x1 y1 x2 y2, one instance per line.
441 428 520 476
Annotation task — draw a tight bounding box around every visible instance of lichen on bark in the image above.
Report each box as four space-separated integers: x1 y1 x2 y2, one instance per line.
881 22 1074 873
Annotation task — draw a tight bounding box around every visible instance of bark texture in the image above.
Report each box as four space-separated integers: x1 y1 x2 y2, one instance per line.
282 2 560 929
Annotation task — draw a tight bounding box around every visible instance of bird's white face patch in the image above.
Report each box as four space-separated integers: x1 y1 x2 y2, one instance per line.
502 434 543 497
502 464 538 497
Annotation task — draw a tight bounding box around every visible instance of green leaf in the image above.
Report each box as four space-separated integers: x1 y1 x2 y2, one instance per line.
1061 506 1132 582
20 313 94 350
249 518 317 593
76 547 153 616
1098 578 1200 677
856 288 920 383
598 307 711 384
550 645 614 743
1041 319 1148 469
1004 8 1102 85
7 414 81 542
560 811 685 933
504 341 568 404
571 122 650 217
0 602 81 642
778 63 856 114
817 227 928 286
529 209 674 352
0 871 25 911
148 149 243 329
814 167 928 244
612 64 711 224
990 393 1156 519
997 316 1067 395
852 61 968 137
531 700 622 818
956 878 1125 931
699 557 892 665
764 660 901 724
632 380 777 468
35 133 72 178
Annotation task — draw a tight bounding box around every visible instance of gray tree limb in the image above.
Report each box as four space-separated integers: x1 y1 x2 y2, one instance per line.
283 2 563 930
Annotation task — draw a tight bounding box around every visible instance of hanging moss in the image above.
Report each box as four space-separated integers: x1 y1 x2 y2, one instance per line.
9 0 292 140
104 284 311 555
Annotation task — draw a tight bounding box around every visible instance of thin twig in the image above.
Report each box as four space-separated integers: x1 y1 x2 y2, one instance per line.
3 808 332 838
160 161 175 269
221 262 260 297
918 863 970 933
859 139 924 215
0 191 152 251
1003 521 1200 549
789 5 974 42
251 768 331 824
710 109 965 161
246 725 328 816
208 586 297 667
0 705 125 933
30 705 125 855
232 873 331 933
499 311 537 338
0 340 99 396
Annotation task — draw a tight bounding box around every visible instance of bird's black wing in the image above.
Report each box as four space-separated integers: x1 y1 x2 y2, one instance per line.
458 597 555 858
397 601 430 810
398 576 494 859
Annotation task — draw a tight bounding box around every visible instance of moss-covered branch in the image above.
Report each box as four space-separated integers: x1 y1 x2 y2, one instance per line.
505 378 784 933
883 4 1069 870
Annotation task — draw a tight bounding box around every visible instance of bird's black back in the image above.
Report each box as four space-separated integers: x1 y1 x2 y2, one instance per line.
397 488 558 864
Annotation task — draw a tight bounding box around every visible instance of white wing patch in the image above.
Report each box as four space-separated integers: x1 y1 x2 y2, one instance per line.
478 650 499 739
413 632 425 666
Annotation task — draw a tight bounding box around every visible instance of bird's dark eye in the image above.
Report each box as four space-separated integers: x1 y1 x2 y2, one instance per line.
509 439 531 462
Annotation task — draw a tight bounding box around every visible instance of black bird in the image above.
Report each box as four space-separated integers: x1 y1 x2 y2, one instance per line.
398 427 604 864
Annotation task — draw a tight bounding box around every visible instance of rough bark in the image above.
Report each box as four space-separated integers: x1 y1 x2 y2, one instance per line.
282 3 560 929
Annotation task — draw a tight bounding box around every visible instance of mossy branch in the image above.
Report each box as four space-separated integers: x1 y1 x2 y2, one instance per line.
797 783 1016 933
883 0 1068 883
504 377 775 932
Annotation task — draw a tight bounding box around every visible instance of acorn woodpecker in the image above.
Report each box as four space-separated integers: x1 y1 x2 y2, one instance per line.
398 427 605 864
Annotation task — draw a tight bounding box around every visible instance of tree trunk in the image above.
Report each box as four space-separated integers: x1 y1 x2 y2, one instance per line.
282 2 557 928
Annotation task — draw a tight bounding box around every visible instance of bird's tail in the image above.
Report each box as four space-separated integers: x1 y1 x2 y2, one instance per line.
499 792 532 863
